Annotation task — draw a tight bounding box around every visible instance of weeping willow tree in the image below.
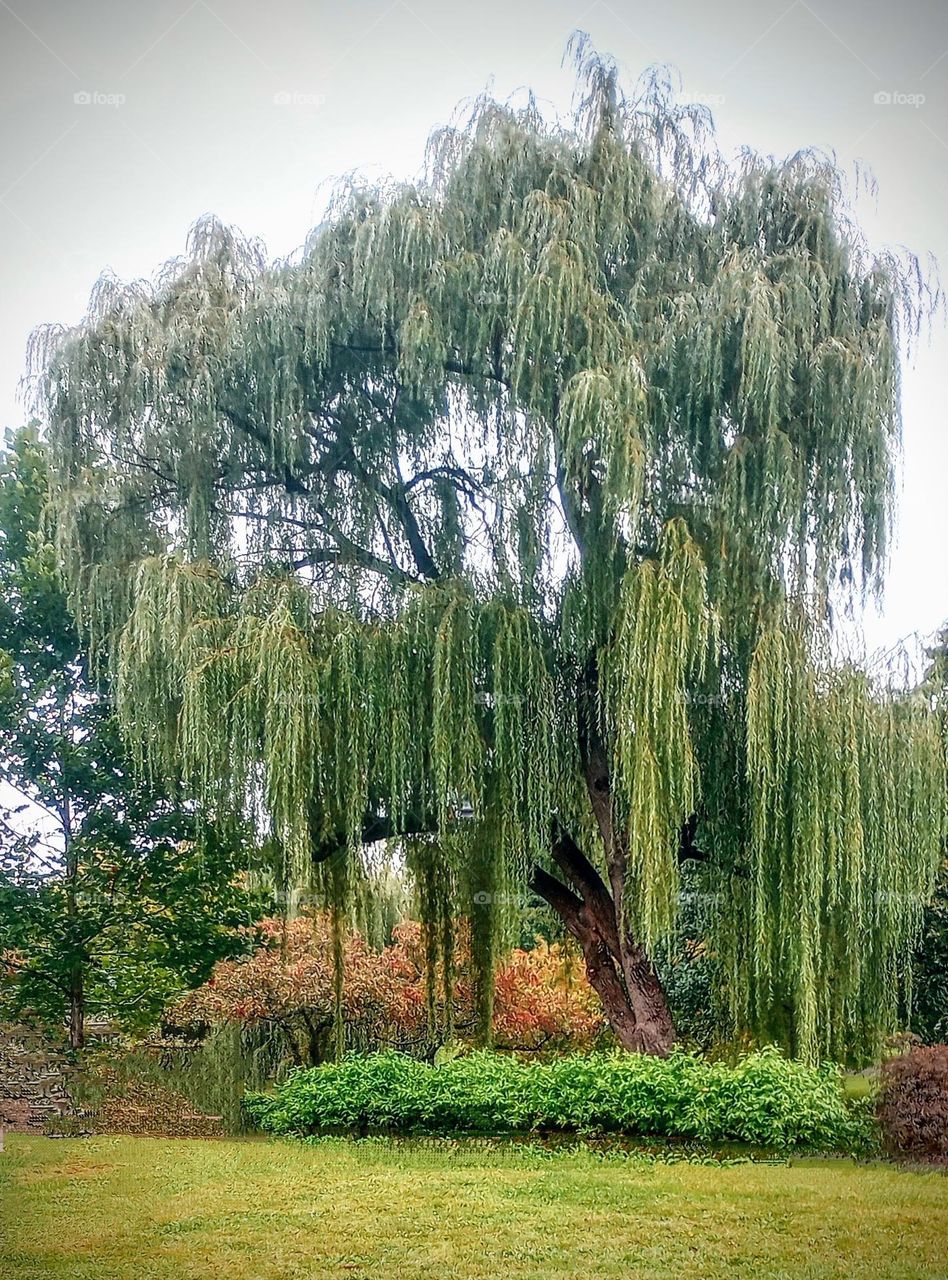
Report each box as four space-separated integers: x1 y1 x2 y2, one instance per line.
29 38 946 1061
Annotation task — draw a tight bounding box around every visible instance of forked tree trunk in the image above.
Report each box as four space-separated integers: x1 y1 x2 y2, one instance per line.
528 712 679 1056
530 833 677 1055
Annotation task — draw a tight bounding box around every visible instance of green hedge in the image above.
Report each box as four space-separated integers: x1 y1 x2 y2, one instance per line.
244 1047 875 1151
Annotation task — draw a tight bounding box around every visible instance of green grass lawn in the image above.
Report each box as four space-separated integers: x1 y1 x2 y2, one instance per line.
1 1134 946 1279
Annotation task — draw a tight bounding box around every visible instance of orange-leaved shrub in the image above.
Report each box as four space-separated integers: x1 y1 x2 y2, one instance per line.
877 1043 948 1164
170 916 606 1063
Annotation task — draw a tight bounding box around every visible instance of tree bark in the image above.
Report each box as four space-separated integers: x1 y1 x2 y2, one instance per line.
530 828 677 1056
621 942 677 1055
564 681 678 1055
530 863 642 1051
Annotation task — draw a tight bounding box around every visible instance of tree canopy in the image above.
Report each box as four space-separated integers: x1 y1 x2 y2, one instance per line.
29 41 946 1061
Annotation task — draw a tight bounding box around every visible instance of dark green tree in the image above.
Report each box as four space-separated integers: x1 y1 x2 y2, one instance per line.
0 426 265 1047
29 44 946 1060
910 856 948 1045
909 628 948 1044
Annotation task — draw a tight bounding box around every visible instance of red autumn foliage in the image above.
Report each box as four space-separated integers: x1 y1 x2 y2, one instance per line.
877 1043 948 1164
171 915 606 1062
491 937 605 1050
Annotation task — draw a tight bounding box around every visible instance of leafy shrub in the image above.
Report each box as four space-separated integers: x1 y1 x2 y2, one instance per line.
877 1043 948 1163
246 1046 873 1152
173 917 605 1064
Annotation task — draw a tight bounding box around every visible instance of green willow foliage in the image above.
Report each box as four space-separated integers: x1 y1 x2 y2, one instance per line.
29 40 945 1060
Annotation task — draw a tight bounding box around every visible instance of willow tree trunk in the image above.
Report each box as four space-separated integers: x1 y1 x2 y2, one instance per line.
528 714 679 1055
530 831 676 1054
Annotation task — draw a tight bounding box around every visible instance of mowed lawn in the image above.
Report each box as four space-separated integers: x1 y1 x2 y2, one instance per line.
1 1135 946 1280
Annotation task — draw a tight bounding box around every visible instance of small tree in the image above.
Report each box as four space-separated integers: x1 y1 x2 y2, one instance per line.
30 43 946 1059
0 427 267 1046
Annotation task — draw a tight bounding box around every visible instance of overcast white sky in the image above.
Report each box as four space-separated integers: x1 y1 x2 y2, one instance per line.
1 0 946 655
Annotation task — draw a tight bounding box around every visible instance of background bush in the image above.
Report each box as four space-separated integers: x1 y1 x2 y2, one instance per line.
173 916 606 1064
877 1043 948 1164
246 1046 874 1152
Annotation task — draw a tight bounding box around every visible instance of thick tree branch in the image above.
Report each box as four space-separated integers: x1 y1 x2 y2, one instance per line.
550 826 622 960
529 859 641 1051
221 405 312 497
310 807 438 866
